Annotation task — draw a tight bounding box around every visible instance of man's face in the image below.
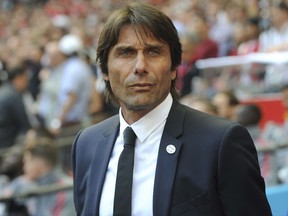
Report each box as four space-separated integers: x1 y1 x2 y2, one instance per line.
212 93 231 119
45 43 64 67
23 152 44 181
270 6 288 27
17 71 29 92
106 25 176 118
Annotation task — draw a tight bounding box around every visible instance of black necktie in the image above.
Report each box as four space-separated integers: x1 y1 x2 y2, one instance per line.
113 127 136 216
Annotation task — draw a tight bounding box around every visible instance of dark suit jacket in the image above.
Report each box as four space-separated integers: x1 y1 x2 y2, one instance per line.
72 100 272 216
0 84 31 148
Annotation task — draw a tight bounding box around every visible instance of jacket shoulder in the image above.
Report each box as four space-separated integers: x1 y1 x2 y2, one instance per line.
82 115 119 134
170 101 235 131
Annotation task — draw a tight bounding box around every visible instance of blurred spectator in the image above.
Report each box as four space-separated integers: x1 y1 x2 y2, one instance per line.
212 89 240 121
0 127 53 183
258 1 288 90
226 2 248 25
24 45 45 101
222 2 250 56
191 13 219 62
80 49 107 124
56 34 93 130
245 0 261 18
239 16 265 90
207 1 250 56
180 94 218 115
235 103 277 186
259 1 288 52
0 65 33 149
237 17 261 55
0 144 24 181
37 35 93 136
226 21 247 56
258 84 288 185
205 0 234 57
177 30 200 97
176 11 218 97
1 136 75 216
261 82 288 145
37 41 67 134
236 104 262 141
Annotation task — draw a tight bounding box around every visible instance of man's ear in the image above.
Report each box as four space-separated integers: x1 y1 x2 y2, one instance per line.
171 69 177 80
103 74 109 81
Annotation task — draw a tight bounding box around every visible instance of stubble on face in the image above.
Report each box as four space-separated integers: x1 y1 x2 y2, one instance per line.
106 25 176 123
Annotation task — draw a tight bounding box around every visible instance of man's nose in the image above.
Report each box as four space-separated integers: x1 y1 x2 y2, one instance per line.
134 53 147 74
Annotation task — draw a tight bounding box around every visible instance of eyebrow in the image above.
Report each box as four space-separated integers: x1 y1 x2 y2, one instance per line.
114 42 167 51
145 44 166 50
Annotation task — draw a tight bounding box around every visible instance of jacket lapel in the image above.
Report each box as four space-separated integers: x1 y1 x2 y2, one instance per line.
153 101 185 215
86 116 120 216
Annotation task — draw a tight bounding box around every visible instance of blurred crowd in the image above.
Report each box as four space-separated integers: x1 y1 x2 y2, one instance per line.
1 0 288 215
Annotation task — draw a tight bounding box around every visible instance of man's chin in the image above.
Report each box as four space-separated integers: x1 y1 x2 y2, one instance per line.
127 103 155 111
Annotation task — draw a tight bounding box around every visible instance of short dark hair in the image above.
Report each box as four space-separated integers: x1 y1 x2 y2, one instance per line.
218 90 240 106
246 17 260 27
96 2 182 106
237 104 262 126
7 65 27 81
24 137 58 167
276 1 288 11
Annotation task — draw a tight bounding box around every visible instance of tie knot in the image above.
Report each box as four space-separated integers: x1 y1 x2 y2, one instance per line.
123 127 136 147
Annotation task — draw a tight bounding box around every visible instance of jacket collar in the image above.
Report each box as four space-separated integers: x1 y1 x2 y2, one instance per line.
87 115 120 216
153 100 184 215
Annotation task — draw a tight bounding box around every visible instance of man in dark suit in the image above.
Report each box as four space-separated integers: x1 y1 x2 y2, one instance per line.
0 65 32 149
72 2 272 215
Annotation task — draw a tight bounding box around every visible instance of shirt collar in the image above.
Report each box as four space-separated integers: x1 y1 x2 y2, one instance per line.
119 93 173 142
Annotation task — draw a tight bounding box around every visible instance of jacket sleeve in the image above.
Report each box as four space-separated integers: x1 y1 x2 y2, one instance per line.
218 123 272 216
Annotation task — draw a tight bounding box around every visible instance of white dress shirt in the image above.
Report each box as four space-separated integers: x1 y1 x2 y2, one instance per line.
259 23 288 52
99 94 173 216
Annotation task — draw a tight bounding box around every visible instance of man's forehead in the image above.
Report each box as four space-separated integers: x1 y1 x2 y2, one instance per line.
113 36 168 50
114 24 167 47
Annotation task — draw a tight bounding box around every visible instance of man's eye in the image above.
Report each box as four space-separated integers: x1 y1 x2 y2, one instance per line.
148 49 161 55
119 49 134 56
